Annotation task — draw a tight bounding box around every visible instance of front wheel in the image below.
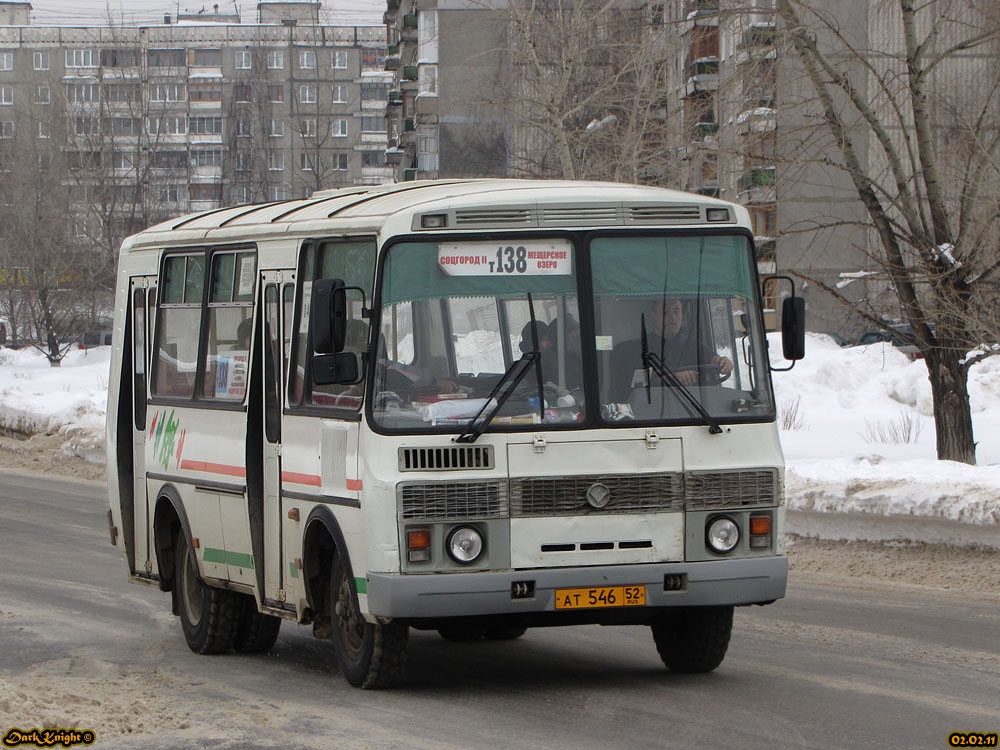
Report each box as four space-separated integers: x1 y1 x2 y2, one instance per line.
329 557 408 689
175 536 241 654
650 606 733 673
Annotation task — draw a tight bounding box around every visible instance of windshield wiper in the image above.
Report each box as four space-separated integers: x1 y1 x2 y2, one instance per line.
640 314 723 435
455 294 545 444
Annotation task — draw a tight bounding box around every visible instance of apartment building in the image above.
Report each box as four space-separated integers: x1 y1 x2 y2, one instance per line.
0 1 392 242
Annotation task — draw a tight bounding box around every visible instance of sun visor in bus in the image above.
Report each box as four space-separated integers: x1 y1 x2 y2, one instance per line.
590 235 755 298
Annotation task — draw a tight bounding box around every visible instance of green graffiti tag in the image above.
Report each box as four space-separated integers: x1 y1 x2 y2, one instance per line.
152 409 180 470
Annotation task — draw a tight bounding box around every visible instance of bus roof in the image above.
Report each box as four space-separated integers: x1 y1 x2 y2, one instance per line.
122 179 749 254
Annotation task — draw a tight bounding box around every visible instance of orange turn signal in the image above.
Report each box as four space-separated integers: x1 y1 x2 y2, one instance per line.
749 516 771 535
407 529 431 550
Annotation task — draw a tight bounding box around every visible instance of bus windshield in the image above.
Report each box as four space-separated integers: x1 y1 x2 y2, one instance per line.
371 234 773 432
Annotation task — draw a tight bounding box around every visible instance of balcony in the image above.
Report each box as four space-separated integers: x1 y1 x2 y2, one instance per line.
740 23 776 49
403 64 418 81
680 0 719 32
736 107 776 135
693 121 718 139
385 147 405 165
403 167 418 181
384 53 401 71
401 13 418 40
739 166 775 191
684 58 719 95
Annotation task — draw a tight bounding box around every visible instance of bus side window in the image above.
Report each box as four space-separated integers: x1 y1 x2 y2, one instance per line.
201 250 255 401
153 254 203 398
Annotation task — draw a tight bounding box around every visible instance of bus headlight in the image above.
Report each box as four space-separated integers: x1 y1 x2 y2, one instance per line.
706 517 740 554
446 526 484 564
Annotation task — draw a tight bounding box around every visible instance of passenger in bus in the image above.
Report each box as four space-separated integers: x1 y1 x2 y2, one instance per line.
613 297 733 398
518 319 583 400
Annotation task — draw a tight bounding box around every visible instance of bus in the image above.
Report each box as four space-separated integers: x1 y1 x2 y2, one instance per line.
106 179 804 689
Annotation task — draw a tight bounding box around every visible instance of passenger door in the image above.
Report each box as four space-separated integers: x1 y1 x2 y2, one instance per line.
260 273 288 602
130 277 156 574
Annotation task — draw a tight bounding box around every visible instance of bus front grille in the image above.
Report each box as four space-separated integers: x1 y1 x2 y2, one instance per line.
509 473 684 517
398 445 495 472
399 480 508 520
685 469 778 509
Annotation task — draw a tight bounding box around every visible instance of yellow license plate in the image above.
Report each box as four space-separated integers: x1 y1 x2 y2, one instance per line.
554 585 646 610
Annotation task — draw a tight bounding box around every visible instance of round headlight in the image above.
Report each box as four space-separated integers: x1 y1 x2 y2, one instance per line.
707 517 740 554
446 526 484 564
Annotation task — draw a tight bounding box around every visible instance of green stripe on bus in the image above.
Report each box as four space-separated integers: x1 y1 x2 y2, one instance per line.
289 562 300 579
203 548 255 569
354 577 367 594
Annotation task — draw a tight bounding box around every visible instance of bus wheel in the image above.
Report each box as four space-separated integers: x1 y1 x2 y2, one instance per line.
485 625 527 641
175 536 240 654
329 556 408 689
650 606 733 673
437 624 486 642
234 595 281 654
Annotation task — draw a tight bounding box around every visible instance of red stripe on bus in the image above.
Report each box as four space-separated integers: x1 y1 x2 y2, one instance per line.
282 471 322 486
179 460 247 478
346 479 363 491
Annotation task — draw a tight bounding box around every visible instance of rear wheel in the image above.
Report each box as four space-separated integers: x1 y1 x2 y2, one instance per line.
329 557 408 689
175 536 240 654
651 606 733 673
233 595 281 654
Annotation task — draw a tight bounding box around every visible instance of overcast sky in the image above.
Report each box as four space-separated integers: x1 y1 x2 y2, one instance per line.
27 1 385 26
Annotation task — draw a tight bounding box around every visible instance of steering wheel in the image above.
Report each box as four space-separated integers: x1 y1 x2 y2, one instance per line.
693 363 730 384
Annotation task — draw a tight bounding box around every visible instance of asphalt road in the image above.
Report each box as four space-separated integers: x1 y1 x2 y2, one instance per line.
1 472 997 749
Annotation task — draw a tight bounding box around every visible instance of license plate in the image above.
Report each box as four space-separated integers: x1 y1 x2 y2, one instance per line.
554 585 646 610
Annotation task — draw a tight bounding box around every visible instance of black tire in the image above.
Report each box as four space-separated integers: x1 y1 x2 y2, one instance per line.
330 556 408 689
651 606 733 673
437 624 486 642
484 625 527 641
233 595 281 654
175 536 241 655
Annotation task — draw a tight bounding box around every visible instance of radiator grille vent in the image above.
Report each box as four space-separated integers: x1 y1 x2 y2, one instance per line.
399 445 495 472
454 208 533 226
627 205 702 224
399 480 508 520
539 206 620 225
685 469 777 510
509 473 684 517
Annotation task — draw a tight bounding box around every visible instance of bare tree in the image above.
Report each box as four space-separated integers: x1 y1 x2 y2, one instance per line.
774 0 1000 463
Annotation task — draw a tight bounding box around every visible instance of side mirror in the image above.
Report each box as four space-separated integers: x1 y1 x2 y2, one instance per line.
311 278 347 354
311 351 361 385
781 296 806 360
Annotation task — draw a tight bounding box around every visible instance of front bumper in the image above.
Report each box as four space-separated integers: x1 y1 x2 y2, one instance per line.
366 555 787 619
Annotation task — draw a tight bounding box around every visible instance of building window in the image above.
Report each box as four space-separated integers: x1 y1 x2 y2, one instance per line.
299 49 316 70
75 116 100 136
269 119 284 137
419 64 438 96
33 51 49 71
300 152 315 171
189 116 222 135
38 153 50 171
148 48 184 68
331 84 347 103
104 83 139 103
267 50 284 69
299 84 316 104
189 81 222 102
267 84 283 103
233 83 251 102
333 152 348 170
192 148 222 167
750 204 777 237
0 52 12 71
36 85 50 104
269 185 287 201
300 118 316 137
0 87 11 106
268 151 284 171
418 126 439 171
331 119 348 137
360 82 389 101
66 83 100 105
65 49 96 68
0 121 12 138
152 150 187 168
235 151 251 170
193 49 222 67
101 48 140 68
38 122 49 139
112 151 134 170
149 116 186 135
235 50 251 69
333 50 348 69
105 116 137 136
362 150 385 168
361 47 386 70
361 116 383 133
151 83 185 103
189 183 223 201
158 185 181 203
235 185 250 204
235 118 250 137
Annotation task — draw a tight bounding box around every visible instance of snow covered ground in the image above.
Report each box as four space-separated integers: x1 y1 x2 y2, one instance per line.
1 334 998 536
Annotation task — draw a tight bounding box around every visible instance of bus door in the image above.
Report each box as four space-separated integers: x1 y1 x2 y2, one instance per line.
130 277 156 574
259 273 287 602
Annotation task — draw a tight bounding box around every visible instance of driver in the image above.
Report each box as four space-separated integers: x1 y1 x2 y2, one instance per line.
614 297 733 397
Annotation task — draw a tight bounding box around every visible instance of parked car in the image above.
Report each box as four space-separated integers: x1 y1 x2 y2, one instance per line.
856 324 930 360
821 332 851 347
79 330 112 349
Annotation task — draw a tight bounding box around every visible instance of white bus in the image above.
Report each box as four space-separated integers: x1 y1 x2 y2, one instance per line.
106 179 804 689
